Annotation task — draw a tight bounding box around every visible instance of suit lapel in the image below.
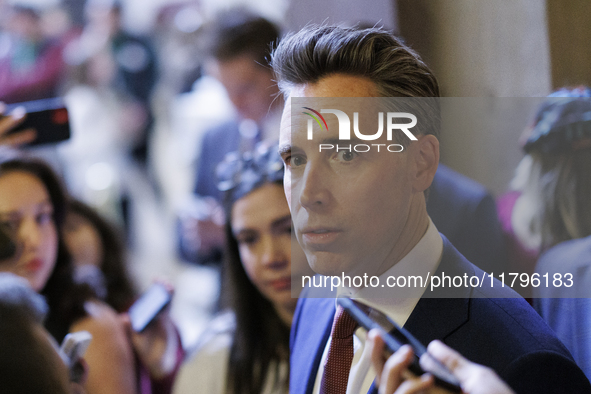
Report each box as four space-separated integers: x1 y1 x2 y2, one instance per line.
369 236 475 394
404 236 474 344
296 237 475 394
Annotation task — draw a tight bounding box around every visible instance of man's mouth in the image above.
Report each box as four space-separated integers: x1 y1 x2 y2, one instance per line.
301 227 342 245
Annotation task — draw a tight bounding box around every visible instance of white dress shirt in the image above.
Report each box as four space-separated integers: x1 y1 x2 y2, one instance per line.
312 218 444 394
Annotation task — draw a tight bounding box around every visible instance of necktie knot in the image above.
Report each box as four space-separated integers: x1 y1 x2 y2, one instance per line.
331 305 358 339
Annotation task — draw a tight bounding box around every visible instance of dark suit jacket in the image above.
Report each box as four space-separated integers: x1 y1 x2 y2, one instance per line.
193 120 242 202
534 235 591 382
290 235 591 394
177 121 242 264
428 164 506 274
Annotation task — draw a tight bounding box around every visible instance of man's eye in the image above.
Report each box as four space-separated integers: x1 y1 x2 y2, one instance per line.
336 150 357 162
290 155 307 168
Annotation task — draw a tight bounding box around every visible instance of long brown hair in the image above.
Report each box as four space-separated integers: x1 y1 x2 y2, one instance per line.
68 200 137 312
0 153 92 341
221 200 290 394
217 143 290 394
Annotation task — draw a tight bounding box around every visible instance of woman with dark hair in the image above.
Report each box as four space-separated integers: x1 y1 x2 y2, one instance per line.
63 199 136 312
173 143 310 394
0 151 138 394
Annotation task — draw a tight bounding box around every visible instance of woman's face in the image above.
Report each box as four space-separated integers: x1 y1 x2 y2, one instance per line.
0 171 58 291
63 211 103 268
231 183 300 319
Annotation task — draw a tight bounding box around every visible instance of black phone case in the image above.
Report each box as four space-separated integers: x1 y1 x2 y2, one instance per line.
128 284 171 332
5 97 70 146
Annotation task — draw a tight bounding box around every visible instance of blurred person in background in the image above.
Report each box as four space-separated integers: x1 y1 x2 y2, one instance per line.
534 234 591 382
0 151 181 394
0 152 136 394
151 2 204 117
516 89 591 380
0 272 87 394
497 87 591 293
173 143 311 394
63 199 137 312
0 5 69 103
64 0 157 166
62 199 184 393
60 14 155 227
178 8 282 266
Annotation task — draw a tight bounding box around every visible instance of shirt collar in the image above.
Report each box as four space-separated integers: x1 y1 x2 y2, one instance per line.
336 217 443 326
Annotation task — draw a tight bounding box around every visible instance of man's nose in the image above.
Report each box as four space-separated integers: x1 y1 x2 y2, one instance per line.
299 161 330 210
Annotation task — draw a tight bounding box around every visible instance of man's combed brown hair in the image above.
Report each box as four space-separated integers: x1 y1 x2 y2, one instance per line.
271 25 439 98
271 25 441 139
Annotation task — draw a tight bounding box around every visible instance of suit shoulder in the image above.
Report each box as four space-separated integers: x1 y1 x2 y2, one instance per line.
432 164 490 202
503 350 591 394
469 296 572 356
537 235 591 273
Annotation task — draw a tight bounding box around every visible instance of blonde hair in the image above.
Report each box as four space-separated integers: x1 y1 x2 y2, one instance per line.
511 150 591 251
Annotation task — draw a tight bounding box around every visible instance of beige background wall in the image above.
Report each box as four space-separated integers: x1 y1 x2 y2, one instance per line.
547 0 591 88
397 0 553 195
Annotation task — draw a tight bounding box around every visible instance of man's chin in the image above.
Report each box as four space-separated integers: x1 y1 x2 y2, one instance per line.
306 252 352 277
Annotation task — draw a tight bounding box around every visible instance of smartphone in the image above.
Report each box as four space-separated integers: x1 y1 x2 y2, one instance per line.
337 297 462 393
60 331 92 383
5 97 70 146
128 283 172 332
0 227 16 261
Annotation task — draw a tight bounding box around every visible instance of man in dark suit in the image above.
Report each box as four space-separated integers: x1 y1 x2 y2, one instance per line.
178 10 283 264
272 25 591 394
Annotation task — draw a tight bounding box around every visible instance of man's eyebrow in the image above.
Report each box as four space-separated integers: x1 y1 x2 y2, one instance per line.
320 138 340 145
278 144 291 157
320 137 368 145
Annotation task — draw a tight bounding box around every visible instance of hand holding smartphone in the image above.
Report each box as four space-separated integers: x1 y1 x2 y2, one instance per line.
128 283 172 333
337 297 462 393
4 97 70 146
60 331 92 383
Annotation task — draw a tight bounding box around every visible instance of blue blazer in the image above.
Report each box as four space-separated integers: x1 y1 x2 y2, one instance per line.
193 120 242 202
534 235 591 382
290 236 591 394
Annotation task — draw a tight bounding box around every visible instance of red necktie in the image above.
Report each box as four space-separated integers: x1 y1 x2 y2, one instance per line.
320 306 359 394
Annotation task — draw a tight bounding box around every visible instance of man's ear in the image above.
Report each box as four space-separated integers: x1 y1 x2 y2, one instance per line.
411 134 439 193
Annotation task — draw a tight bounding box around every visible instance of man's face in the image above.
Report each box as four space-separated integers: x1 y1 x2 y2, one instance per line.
207 54 277 123
279 74 435 277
